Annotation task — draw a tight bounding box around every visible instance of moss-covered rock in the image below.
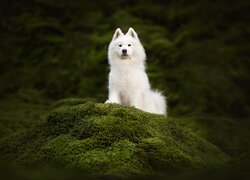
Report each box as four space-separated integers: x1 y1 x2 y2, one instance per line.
0 100 229 176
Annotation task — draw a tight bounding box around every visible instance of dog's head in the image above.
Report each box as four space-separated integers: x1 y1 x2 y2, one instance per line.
108 27 146 62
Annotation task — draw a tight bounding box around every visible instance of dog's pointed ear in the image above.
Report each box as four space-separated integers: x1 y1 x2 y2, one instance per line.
126 27 138 39
112 28 123 40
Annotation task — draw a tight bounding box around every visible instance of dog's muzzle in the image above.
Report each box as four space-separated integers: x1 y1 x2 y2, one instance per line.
121 49 129 59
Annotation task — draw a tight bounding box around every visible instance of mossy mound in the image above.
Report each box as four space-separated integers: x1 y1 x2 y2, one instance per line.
0 100 229 176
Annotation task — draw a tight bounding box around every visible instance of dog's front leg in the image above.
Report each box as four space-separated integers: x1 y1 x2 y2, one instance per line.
130 91 143 109
105 90 121 104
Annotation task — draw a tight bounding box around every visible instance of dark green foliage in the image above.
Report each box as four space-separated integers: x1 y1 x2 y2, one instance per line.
0 101 229 176
0 90 50 138
0 0 249 117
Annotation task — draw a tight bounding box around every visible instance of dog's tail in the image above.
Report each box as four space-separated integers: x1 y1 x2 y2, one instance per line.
151 90 167 115
141 90 167 115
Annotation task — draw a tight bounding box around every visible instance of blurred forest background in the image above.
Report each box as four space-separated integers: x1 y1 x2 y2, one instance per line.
0 0 250 178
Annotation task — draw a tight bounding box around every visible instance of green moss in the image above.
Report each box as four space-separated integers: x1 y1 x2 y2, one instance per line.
175 116 250 157
53 97 97 108
0 100 229 176
0 93 50 138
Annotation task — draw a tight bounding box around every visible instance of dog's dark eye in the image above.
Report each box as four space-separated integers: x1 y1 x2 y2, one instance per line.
119 44 122 47
128 44 131 46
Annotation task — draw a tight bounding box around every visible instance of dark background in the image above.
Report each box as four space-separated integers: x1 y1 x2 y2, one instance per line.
0 0 250 178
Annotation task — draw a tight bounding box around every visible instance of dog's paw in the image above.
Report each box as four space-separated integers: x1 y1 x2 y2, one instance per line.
105 100 112 104
105 100 118 104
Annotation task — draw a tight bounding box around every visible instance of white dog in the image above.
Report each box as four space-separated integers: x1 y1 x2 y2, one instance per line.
106 27 166 115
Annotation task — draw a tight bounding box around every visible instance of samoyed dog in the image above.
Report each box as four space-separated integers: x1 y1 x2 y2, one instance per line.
106 27 166 115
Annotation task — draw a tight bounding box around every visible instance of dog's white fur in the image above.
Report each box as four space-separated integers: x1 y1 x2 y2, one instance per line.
106 27 166 115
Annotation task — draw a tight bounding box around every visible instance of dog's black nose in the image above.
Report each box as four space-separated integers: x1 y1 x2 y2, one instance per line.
122 49 127 54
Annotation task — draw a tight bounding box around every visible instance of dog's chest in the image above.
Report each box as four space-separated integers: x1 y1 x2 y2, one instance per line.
110 68 145 90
